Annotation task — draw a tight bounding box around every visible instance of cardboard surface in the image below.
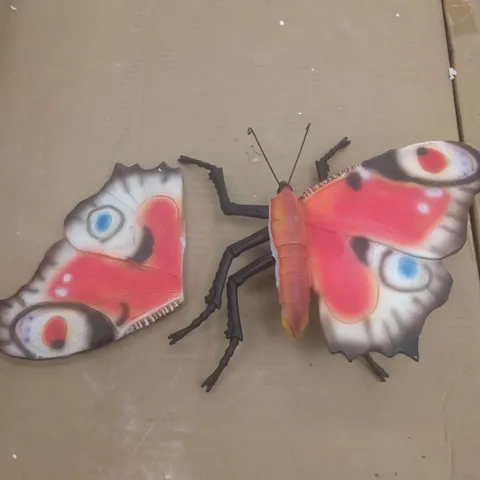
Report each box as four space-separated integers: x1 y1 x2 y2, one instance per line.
444 0 480 256
0 1 479 479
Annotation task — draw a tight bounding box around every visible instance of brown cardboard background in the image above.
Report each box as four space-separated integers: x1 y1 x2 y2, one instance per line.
0 1 479 479
444 0 480 256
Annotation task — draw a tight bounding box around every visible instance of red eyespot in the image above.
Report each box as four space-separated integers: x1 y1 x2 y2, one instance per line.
417 147 448 173
42 316 68 349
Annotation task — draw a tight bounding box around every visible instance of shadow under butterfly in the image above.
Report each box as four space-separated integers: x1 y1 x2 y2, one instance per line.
169 124 480 392
0 162 185 360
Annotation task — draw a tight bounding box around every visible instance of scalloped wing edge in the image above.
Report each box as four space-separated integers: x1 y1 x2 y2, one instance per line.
316 241 453 361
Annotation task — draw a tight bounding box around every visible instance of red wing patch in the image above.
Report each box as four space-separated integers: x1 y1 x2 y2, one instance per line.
301 140 479 360
0 162 185 360
306 229 378 322
301 141 480 260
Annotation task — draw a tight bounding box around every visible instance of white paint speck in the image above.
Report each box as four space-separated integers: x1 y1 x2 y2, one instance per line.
54 287 68 298
297 112 302 115
63 273 73 283
417 203 430 214
396 13 400 17
10 5 17 10
250 156 260 163
425 188 443 198
449 67 457 80
115 63 121 67
311 68 315 72
12 454 17 460
279 20 285 26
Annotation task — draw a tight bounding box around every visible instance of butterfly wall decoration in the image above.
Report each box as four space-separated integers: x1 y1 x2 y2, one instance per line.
169 125 480 392
0 162 185 360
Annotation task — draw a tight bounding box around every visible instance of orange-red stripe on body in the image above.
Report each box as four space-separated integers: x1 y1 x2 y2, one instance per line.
269 187 311 338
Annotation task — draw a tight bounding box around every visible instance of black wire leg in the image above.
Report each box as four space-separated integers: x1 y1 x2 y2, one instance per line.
168 227 270 344
363 354 389 382
315 137 351 182
201 253 275 392
178 155 269 219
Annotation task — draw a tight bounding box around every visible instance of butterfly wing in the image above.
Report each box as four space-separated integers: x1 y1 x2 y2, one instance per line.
64 162 184 266
301 140 480 359
0 162 185 360
306 230 452 359
301 141 480 260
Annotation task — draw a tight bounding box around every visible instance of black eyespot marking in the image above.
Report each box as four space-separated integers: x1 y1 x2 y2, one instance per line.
345 172 362 191
350 237 370 265
116 302 130 327
128 227 154 264
417 147 428 156
50 339 66 350
9 302 116 358
362 150 410 183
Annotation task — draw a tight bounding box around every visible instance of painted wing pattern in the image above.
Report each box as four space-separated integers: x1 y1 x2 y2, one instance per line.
0 162 185 360
300 141 480 360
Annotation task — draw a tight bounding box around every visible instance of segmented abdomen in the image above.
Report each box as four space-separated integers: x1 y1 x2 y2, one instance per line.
269 188 311 337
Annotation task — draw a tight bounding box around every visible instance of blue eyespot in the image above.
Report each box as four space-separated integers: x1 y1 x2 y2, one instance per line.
95 212 112 233
87 205 124 241
397 256 418 279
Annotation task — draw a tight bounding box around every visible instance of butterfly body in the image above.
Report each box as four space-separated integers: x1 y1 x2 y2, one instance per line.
269 184 311 338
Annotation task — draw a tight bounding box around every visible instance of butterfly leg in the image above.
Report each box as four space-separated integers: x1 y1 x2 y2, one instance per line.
178 155 269 219
201 253 275 392
363 354 390 382
315 137 351 182
168 227 270 344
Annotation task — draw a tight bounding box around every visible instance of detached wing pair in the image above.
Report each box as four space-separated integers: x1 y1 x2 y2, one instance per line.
0 162 185 359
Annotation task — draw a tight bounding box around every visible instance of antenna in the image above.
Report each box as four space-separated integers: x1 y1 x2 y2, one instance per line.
247 127 280 185
287 123 311 185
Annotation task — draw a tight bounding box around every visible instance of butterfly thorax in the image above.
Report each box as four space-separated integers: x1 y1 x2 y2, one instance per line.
268 186 311 338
